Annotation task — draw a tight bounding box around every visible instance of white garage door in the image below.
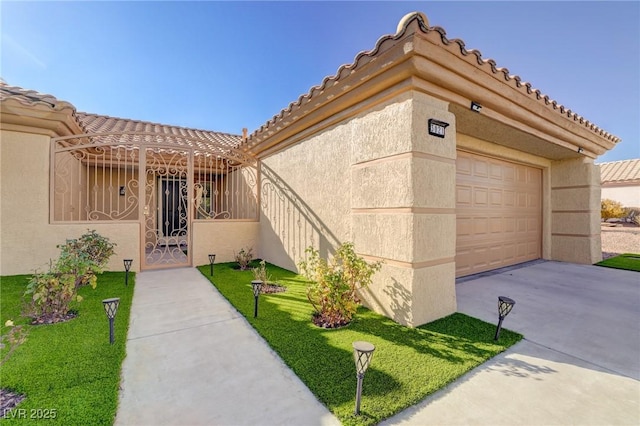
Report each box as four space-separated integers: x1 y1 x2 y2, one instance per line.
456 151 542 277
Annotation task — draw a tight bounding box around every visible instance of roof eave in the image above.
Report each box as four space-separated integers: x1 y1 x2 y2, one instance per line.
0 99 82 137
245 12 620 160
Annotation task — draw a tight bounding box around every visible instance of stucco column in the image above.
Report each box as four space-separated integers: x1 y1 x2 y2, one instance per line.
550 157 602 264
352 91 457 327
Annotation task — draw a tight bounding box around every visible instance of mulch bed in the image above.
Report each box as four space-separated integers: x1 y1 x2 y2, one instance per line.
0 389 25 418
260 283 286 294
29 310 78 325
311 312 351 329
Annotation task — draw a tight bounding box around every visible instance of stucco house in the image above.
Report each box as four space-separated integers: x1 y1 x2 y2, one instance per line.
0 12 619 327
599 159 640 208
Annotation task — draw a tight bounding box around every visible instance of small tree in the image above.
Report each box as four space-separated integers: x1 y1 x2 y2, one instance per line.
298 242 382 328
24 230 116 323
601 199 626 221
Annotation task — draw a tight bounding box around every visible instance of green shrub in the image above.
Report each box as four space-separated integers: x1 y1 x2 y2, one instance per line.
298 242 382 328
23 230 116 323
253 259 273 284
601 198 626 220
234 247 254 270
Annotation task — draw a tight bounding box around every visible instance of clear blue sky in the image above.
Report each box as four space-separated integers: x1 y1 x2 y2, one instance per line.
2 1 638 162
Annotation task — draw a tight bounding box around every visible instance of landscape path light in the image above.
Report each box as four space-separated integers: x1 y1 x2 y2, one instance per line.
353 340 376 415
123 259 133 286
251 280 262 318
494 296 516 341
102 298 120 345
208 254 216 276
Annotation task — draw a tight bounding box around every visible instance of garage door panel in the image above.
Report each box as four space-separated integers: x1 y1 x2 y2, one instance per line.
474 159 488 177
474 188 488 206
456 151 541 277
490 189 502 206
490 164 502 180
457 186 472 205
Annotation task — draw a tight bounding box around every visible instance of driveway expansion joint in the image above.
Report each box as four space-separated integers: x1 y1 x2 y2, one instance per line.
523 337 633 379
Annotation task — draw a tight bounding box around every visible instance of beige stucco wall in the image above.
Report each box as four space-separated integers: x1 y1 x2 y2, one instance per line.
1 129 140 275
353 92 458 327
259 114 353 272
260 91 458 327
550 157 602 264
191 220 260 267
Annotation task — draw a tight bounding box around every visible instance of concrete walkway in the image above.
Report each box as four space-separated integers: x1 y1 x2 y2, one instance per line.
115 267 339 426
116 262 639 426
382 261 640 425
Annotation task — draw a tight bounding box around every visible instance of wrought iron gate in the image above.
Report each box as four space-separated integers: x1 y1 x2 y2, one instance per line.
51 130 259 271
142 147 191 269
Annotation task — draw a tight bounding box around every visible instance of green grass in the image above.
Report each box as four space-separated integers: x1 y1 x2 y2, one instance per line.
0 272 134 425
596 253 640 272
199 261 522 426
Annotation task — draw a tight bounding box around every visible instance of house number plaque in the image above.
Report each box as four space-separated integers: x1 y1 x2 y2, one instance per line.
428 119 449 138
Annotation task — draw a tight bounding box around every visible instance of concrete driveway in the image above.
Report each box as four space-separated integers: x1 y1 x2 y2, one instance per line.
383 261 640 425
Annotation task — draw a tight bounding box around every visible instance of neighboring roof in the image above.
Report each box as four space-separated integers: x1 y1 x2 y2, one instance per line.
245 11 620 147
76 112 242 149
600 159 640 184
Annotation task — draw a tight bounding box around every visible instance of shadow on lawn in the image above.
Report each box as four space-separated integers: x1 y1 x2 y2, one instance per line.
201 264 401 407
201 262 520 426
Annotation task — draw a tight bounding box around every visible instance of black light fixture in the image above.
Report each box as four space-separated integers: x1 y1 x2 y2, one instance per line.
123 259 133 286
470 101 482 113
119 186 126 196
208 254 216 276
251 280 263 318
353 341 376 415
428 118 449 138
494 296 516 341
102 298 120 345
577 147 584 153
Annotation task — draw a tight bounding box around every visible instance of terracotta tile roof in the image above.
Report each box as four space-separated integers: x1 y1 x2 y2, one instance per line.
600 159 640 183
1 82 242 150
76 112 242 149
246 11 620 145
0 81 69 110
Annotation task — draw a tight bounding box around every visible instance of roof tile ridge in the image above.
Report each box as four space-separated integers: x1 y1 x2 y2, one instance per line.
422 17 621 144
77 111 241 138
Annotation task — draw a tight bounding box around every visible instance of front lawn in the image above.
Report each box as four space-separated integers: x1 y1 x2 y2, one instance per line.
198 262 522 426
0 272 134 425
596 253 640 272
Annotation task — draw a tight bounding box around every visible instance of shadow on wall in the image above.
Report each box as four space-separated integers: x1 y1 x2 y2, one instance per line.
259 164 341 271
361 277 412 326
